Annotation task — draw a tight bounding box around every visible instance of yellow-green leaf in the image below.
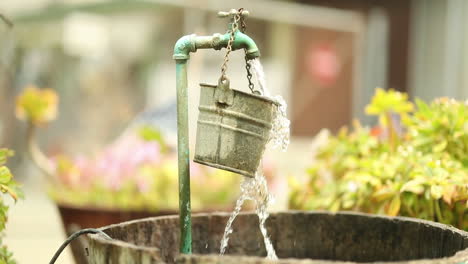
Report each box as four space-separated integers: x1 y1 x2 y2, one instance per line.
365 88 414 116
0 149 13 165
342 199 355 209
430 185 444 200
0 184 18 201
330 200 340 212
16 85 58 125
0 166 12 184
373 187 395 202
433 140 447 153
385 195 401 216
401 180 425 195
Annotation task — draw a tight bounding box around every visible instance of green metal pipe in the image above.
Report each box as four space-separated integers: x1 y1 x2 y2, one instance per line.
173 31 260 254
175 60 192 254
174 31 260 60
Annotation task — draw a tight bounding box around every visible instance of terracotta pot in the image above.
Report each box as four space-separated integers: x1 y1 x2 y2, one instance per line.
57 203 177 264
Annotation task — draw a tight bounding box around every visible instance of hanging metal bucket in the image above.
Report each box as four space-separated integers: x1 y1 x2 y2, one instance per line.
194 79 277 177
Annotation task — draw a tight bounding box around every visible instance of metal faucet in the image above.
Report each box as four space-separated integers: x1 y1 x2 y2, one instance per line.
173 9 260 254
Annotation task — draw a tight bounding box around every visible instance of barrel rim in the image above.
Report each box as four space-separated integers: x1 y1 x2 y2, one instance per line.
200 83 280 106
88 210 468 242
87 211 468 263
178 250 468 264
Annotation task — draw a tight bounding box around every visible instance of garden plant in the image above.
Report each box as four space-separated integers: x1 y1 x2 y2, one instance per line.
15 86 244 213
289 88 468 230
0 11 23 264
0 149 22 264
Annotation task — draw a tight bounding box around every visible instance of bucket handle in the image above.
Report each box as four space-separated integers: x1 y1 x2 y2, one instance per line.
214 77 234 106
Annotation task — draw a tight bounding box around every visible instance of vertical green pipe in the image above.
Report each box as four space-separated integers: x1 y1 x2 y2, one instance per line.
173 31 260 255
176 59 192 254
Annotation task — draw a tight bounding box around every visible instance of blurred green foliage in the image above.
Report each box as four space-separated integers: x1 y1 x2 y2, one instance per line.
0 149 23 264
138 125 169 153
47 124 242 212
49 150 241 212
289 89 468 230
15 86 245 212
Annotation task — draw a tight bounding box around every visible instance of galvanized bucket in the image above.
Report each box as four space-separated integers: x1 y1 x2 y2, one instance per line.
194 79 277 177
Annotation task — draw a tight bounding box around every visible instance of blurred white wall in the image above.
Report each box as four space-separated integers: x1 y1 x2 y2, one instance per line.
410 0 468 100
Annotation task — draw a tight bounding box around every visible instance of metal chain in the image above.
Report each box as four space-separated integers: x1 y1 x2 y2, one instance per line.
220 8 243 81
219 8 256 94
240 13 256 93
245 59 255 93
240 15 247 33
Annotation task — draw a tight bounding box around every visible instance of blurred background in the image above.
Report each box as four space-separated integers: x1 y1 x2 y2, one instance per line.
1 0 467 263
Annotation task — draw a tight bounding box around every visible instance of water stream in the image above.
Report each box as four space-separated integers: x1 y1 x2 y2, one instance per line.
219 58 290 259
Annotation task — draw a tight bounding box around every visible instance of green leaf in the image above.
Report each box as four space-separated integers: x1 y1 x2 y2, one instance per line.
330 200 340 212
386 195 401 216
401 180 425 195
15 86 58 125
430 185 444 200
137 125 168 152
433 140 447 153
342 199 355 209
0 185 18 201
365 88 413 116
0 149 13 166
373 187 395 202
0 167 12 184
415 98 430 113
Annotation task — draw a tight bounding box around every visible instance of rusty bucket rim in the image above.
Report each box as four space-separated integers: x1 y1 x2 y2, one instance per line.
199 82 279 106
193 158 255 177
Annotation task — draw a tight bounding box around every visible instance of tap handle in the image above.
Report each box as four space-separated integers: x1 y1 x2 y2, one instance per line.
217 9 249 19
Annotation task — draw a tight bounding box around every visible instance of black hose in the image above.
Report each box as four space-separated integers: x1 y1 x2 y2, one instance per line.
49 228 112 264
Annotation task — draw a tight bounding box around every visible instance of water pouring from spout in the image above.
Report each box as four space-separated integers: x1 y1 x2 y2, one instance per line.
219 58 290 260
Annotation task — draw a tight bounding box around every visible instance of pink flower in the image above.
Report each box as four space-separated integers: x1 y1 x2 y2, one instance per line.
52 129 167 192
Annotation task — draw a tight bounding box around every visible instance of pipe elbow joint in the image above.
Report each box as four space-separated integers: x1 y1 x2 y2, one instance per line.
173 34 196 60
212 31 260 60
232 31 261 60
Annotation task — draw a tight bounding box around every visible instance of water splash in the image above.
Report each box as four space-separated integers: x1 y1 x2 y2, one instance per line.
219 193 246 255
219 58 290 260
253 169 277 260
250 59 269 97
251 58 290 151
270 95 290 151
219 169 277 259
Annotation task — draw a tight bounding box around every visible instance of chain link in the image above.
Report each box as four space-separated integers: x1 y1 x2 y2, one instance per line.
239 13 256 93
220 8 243 81
219 8 256 94
240 15 247 33
245 59 255 93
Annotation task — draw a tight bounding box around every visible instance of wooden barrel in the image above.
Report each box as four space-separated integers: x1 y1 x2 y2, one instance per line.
57 204 175 264
87 211 468 264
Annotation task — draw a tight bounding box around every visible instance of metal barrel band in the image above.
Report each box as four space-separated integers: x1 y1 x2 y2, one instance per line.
197 120 267 139
198 105 273 128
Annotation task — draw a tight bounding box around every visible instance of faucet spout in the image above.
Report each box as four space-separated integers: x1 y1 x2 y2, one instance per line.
173 31 260 61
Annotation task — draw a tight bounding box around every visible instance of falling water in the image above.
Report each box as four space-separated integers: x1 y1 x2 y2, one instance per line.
251 58 290 151
219 58 290 260
220 166 277 259
250 59 270 97
219 188 247 256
